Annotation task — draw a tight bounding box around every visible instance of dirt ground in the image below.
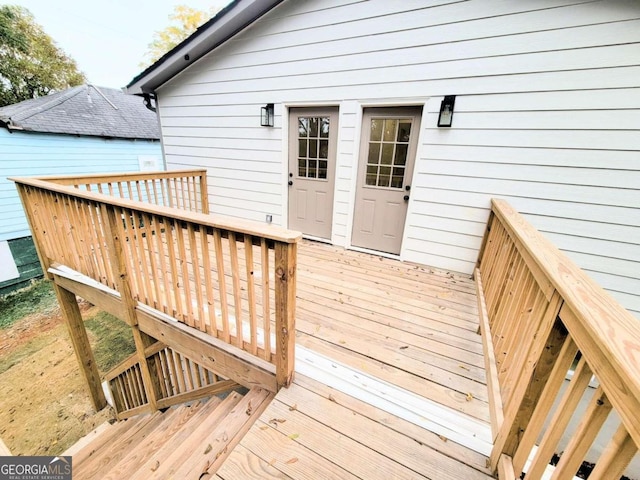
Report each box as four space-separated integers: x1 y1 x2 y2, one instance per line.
0 301 115 455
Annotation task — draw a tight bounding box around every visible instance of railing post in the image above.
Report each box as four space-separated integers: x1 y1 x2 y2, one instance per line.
198 171 209 214
101 204 160 412
53 283 107 411
274 241 297 389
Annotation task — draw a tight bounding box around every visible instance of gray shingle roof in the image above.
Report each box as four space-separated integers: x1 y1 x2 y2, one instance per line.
0 85 160 140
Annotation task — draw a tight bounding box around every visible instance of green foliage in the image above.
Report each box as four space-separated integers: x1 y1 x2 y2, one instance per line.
141 5 218 67
0 279 56 329
84 311 136 373
0 5 86 107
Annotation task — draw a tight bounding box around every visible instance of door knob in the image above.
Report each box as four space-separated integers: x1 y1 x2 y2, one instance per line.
288 180 293 186
403 195 410 201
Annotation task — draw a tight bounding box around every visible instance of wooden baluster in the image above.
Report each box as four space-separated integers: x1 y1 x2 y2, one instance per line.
512 336 579 475
213 229 230 342
185 177 193 211
126 181 134 201
274 242 296 389
143 180 152 205
184 357 195 391
550 387 612 479
187 223 206 331
175 222 194 326
150 215 172 315
525 357 593 479
200 226 217 335
167 349 179 395
245 235 258 355
261 238 272 362
164 218 184 321
135 180 143 203
172 350 185 394
153 353 168 399
142 213 161 310
228 232 243 348
69 198 95 280
588 424 637 480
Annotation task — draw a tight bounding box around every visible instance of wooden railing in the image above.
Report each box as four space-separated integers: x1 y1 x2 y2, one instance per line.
105 344 238 419
12 172 300 405
476 199 639 479
42 169 209 213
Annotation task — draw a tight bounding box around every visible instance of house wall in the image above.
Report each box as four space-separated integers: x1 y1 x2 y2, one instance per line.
155 0 640 318
0 129 161 293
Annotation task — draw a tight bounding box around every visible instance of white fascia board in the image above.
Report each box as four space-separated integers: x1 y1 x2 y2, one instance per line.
126 0 281 95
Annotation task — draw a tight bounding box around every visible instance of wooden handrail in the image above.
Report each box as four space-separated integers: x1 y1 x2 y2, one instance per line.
478 198 640 477
11 177 301 244
36 169 207 185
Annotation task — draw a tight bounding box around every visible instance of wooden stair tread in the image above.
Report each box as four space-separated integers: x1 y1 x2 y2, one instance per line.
100 402 207 480
74 410 169 479
62 421 114 457
170 388 273 479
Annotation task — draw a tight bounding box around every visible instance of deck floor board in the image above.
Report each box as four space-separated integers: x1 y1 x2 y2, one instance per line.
219 240 493 478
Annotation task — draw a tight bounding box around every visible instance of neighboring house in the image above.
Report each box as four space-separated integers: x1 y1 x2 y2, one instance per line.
126 0 640 318
0 84 162 294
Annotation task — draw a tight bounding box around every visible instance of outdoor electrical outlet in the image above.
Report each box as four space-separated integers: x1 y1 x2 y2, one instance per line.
266 214 273 223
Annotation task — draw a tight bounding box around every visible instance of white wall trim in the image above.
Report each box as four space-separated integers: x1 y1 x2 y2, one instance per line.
400 100 431 261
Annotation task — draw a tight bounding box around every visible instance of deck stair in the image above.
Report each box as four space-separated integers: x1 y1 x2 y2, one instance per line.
65 387 273 480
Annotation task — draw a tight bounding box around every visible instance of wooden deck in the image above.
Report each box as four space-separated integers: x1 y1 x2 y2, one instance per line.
216 240 492 479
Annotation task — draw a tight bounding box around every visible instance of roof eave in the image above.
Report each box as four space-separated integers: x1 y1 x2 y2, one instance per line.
125 0 283 95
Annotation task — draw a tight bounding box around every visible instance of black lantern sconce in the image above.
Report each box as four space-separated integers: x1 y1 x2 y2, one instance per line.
261 103 274 127
437 95 456 127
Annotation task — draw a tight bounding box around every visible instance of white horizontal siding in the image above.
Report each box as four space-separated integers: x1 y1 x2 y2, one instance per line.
0 129 161 241
157 0 640 317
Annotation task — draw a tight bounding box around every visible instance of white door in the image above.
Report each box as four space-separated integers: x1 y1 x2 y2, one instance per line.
351 107 422 255
288 108 338 239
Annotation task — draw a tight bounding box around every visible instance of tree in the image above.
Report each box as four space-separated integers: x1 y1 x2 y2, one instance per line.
0 6 86 107
141 5 217 67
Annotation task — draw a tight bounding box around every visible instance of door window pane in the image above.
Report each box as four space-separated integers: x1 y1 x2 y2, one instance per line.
365 117 412 189
320 118 330 138
383 119 397 142
381 144 394 165
319 140 328 159
310 118 318 137
297 116 330 179
309 139 318 158
318 160 328 179
370 119 383 142
397 122 411 142
368 143 380 165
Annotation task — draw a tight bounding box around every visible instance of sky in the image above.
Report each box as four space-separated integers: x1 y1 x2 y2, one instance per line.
8 0 231 89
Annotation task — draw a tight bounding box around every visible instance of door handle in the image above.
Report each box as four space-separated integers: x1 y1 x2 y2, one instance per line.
403 195 410 201
288 180 293 186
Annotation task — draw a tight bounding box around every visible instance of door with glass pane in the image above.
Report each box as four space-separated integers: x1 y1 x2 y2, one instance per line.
288 108 338 239
352 107 422 254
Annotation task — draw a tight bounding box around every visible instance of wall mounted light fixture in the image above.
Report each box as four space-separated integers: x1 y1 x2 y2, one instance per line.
437 95 456 127
261 103 274 127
